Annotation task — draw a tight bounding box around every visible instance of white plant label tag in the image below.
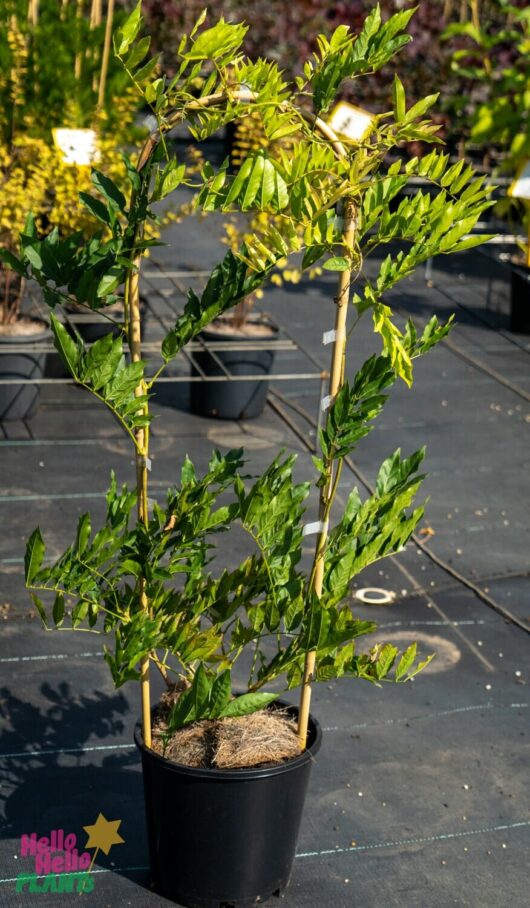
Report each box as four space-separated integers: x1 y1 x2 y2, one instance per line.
327 101 374 142
509 160 530 200
52 128 99 166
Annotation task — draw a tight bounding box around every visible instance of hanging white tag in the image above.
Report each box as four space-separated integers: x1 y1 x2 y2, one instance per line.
142 456 152 471
52 128 99 166
321 395 333 412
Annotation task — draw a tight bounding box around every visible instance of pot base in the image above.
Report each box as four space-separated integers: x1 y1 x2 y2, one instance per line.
510 265 530 334
170 882 286 908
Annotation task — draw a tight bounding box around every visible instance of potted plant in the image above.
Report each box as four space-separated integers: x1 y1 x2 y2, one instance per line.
443 1 530 330
0 0 151 368
12 5 493 905
0 141 53 420
189 120 300 420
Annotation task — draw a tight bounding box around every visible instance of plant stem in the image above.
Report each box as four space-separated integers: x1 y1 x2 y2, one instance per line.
297 198 357 750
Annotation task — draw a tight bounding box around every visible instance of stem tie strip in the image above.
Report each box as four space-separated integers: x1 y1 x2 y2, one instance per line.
302 520 330 537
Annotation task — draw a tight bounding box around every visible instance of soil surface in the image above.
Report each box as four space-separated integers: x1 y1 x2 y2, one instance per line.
152 696 300 769
0 317 48 337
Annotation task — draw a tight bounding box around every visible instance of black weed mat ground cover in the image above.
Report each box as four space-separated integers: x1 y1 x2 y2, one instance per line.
0 220 528 907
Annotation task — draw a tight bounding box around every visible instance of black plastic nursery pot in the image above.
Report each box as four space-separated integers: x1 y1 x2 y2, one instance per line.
510 263 530 334
0 321 49 420
190 321 278 420
65 298 147 343
134 701 322 908
46 300 147 377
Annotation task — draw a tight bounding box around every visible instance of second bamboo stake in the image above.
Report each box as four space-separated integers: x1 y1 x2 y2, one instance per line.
297 199 357 750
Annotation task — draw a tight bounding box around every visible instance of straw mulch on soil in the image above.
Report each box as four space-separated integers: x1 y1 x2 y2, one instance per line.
152 690 301 769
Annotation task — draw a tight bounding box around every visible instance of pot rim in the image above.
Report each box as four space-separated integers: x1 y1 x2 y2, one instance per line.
0 317 50 343
199 314 279 342
134 698 322 781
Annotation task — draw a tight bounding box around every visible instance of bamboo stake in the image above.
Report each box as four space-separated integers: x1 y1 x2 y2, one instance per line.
89 0 103 92
97 0 115 111
297 200 357 750
74 0 84 81
90 0 102 28
27 0 39 26
443 0 453 20
126 217 152 749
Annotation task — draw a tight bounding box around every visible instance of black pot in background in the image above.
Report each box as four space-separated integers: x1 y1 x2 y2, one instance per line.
0 321 50 421
190 320 278 420
135 702 321 908
45 300 147 377
510 263 530 334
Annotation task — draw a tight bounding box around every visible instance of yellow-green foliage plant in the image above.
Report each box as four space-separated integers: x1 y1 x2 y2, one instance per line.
443 0 530 261
0 0 140 142
222 114 323 326
0 0 148 324
11 5 494 757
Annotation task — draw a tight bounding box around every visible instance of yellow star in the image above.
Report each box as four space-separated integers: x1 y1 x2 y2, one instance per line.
83 813 125 855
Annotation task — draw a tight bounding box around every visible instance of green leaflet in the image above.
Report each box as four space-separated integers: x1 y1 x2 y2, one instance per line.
114 1 143 56
25 528 45 585
162 247 276 359
152 161 186 202
392 74 406 121
50 314 81 378
219 692 278 719
48 320 149 437
198 151 289 213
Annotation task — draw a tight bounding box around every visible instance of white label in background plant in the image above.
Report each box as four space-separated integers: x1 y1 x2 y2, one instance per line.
327 101 374 143
508 160 530 201
52 129 99 166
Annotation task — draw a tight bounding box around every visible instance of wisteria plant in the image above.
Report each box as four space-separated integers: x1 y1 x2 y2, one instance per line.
12 4 493 751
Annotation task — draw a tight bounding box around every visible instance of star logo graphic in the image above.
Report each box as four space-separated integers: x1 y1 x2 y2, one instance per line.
83 813 125 856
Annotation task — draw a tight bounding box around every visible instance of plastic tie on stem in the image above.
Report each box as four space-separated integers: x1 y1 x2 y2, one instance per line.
302 519 329 537
142 456 152 471
321 394 333 413
322 327 346 345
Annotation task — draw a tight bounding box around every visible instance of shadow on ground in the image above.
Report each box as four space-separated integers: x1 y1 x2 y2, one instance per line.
0 682 152 893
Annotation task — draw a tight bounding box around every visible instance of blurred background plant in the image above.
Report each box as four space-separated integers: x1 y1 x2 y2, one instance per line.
219 113 323 330
442 0 530 259
142 1 453 130
0 0 140 141
442 0 530 166
0 0 149 324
